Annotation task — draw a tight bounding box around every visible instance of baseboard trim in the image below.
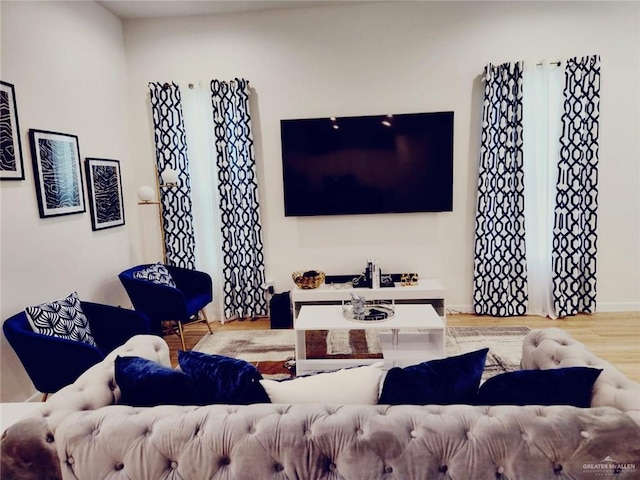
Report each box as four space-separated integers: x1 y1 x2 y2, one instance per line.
447 304 474 315
446 302 639 316
596 302 640 313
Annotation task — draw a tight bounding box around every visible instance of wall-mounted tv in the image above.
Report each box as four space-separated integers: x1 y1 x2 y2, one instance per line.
280 111 454 217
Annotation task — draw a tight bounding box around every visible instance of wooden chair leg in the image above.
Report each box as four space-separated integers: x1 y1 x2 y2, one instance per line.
201 309 213 334
42 392 49 402
177 321 186 351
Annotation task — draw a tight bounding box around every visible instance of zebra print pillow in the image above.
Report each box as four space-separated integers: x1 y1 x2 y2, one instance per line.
25 292 97 347
133 263 177 288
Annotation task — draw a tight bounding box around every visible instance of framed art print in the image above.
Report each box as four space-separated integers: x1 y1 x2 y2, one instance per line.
85 158 125 231
0 81 25 180
29 129 86 218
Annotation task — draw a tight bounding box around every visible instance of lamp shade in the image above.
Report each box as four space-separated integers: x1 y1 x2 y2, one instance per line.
137 185 156 202
161 167 179 185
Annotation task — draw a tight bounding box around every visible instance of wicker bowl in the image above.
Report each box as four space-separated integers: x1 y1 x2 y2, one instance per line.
292 270 325 289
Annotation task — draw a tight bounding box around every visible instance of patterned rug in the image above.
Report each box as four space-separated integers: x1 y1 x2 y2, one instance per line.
193 326 531 380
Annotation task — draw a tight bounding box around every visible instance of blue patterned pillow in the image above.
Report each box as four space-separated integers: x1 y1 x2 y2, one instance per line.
133 263 176 288
25 292 97 347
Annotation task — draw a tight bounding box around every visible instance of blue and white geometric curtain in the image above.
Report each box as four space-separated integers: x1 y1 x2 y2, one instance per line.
473 62 529 317
148 82 196 269
210 78 267 320
474 56 601 318
552 55 601 317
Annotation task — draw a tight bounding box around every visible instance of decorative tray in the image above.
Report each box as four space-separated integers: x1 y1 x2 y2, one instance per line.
342 300 395 323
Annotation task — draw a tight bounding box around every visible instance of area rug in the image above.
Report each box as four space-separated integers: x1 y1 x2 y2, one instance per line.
193 326 531 380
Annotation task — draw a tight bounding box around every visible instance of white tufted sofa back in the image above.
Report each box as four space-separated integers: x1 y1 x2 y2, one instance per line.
522 327 640 426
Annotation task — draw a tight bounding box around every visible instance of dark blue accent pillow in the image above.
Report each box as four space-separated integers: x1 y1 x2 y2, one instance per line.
115 356 197 407
379 348 489 405
178 351 270 405
476 367 602 407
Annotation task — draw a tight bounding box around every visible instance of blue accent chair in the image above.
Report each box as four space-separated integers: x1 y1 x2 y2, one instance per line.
118 264 213 351
3 302 152 399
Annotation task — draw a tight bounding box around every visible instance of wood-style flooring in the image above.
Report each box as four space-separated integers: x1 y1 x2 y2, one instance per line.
166 311 640 383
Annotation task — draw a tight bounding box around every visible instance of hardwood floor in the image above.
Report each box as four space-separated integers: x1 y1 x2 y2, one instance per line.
167 311 640 383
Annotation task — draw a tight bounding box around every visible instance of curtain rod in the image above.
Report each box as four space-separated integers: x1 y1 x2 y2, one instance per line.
158 81 252 91
187 80 250 89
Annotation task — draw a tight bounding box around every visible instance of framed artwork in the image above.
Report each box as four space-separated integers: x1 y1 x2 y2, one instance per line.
0 81 25 180
29 129 86 218
85 158 125 231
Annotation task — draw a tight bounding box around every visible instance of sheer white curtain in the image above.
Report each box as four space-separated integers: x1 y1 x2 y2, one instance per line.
181 82 226 322
522 61 563 319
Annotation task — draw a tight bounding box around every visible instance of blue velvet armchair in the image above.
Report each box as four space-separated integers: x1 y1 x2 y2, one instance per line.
3 302 152 399
118 264 213 350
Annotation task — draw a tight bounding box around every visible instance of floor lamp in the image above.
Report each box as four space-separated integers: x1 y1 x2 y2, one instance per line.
137 166 179 264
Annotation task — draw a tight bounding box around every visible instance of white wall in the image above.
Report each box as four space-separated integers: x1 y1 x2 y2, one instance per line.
0 1 135 401
123 1 640 312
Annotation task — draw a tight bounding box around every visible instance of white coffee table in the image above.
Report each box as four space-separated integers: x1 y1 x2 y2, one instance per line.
294 304 445 375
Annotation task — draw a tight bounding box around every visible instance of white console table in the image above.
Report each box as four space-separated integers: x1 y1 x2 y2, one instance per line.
290 279 446 324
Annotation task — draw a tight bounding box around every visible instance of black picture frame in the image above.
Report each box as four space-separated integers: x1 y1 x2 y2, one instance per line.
85 158 125 231
0 81 25 180
29 129 86 218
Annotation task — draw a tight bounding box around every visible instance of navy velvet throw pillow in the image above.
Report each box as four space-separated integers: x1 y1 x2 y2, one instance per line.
178 351 270 405
379 348 489 405
115 356 197 407
476 367 603 407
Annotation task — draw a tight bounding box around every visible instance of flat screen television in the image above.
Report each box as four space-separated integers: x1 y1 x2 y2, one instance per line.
280 111 454 217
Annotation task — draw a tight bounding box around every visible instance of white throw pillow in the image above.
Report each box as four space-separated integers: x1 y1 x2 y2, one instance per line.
259 362 384 404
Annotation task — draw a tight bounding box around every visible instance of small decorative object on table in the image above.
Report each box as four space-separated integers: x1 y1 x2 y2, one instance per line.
342 294 395 322
350 293 366 320
292 270 325 289
400 273 419 286
351 274 369 288
380 274 394 287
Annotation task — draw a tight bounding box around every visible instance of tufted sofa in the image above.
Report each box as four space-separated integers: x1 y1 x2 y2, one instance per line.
2 329 640 480
522 327 640 427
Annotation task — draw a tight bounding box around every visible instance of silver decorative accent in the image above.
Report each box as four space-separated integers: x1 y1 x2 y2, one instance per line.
351 293 366 319
342 296 395 323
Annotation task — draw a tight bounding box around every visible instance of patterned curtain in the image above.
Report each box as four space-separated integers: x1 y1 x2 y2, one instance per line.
210 78 267 320
552 56 601 317
148 82 196 269
473 62 528 317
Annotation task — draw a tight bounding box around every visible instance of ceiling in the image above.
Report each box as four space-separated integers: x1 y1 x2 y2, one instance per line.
96 0 355 19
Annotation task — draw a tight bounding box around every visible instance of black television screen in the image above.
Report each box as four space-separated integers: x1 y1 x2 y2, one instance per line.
280 111 454 217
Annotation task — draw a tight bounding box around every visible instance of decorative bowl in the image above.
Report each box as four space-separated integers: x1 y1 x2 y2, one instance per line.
292 270 325 289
